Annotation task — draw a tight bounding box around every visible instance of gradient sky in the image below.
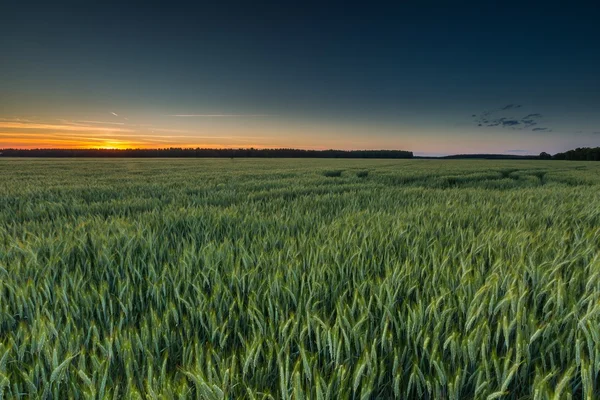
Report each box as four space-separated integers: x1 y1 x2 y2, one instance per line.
1 2 599 155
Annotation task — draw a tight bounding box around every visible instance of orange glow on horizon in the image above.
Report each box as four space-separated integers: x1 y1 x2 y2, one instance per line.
0 139 318 151
0 119 307 150
0 118 415 152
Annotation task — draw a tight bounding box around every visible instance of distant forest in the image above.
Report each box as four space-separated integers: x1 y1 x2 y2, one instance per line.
0 148 413 158
0 147 599 160
552 147 600 161
438 148 599 160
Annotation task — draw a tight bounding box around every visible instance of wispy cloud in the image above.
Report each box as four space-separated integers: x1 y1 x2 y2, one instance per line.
0 117 36 122
0 121 133 132
167 114 271 117
523 113 542 119
110 112 119 117
149 127 194 134
501 104 522 110
75 120 126 126
0 116 277 149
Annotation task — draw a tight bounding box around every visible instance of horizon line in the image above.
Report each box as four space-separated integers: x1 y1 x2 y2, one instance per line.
0 147 567 159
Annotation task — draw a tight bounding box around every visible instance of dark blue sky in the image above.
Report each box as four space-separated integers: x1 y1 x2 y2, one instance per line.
1 2 599 154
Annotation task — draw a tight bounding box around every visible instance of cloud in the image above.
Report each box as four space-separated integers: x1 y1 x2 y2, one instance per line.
167 114 271 117
56 119 127 127
0 121 133 132
593 131 600 135
0 116 280 149
0 117 35 122
521 120 537 126
110 112 119 117
76 120 125 126
149 127 194 134
0 129 272 149
471 105 549 132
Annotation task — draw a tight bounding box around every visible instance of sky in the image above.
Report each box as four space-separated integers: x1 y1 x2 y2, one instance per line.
1 2 599 155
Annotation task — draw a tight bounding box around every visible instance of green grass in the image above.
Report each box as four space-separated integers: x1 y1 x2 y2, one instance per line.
0 158 599 399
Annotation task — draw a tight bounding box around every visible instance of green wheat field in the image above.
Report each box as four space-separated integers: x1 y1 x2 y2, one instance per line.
1 159 599 399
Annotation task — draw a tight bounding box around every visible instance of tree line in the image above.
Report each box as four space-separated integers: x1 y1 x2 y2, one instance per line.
0 148 414 158
1 147 599 160
439 148 599 161
552 147 600 161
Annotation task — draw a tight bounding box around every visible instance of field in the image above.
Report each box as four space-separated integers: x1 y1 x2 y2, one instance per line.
1 158 599 399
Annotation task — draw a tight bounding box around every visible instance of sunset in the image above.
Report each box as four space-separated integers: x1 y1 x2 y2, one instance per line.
1 116 524 154
1 2 599 399
2 3 599 155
